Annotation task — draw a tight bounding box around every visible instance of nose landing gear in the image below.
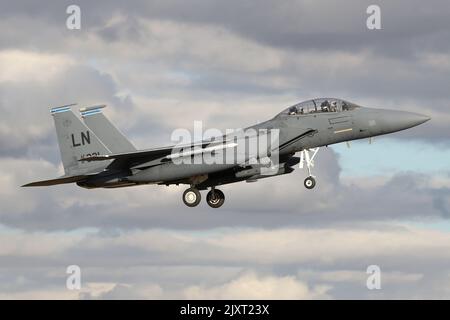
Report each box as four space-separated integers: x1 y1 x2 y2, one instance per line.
304 176 316 189
300 147 319 190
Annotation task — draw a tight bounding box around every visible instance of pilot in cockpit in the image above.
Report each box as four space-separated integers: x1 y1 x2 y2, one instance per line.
289 106 297 115
321 100 330 112
342 101 349 111
330 101 337 112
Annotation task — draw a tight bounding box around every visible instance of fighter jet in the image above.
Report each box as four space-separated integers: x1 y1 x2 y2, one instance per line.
22 99 430 208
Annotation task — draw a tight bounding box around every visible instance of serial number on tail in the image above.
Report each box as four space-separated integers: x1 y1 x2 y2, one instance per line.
80 152 100 160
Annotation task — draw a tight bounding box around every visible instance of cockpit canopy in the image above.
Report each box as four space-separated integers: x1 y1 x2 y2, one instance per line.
277 98 361 117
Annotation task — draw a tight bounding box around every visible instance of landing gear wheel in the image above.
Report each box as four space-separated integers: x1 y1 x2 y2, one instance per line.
183 188 201 207
304 176 316 189
206 189 225 208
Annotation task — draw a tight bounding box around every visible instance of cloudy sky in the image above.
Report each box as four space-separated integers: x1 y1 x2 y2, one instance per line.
0 0 449 299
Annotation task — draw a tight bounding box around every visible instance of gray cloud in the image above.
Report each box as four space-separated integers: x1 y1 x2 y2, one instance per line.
1 226 450 299
30 1 448 140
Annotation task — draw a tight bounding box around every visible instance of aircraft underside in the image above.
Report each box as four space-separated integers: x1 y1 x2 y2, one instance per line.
75 150 317 208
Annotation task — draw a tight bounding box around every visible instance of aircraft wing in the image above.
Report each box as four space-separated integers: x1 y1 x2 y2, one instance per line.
79 140 234 164
80 146 176 162
22 175 88 187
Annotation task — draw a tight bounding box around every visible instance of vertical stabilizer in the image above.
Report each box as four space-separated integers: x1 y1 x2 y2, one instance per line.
51 104 111 176
80 105 136 153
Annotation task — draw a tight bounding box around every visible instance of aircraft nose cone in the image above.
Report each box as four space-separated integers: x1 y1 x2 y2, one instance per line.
400 111 430 128
382 110 430 132
414 113 431 125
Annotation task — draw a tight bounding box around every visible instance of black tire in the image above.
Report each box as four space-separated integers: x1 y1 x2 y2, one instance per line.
304 176 316 189
206 189 225 208
183 188 201 207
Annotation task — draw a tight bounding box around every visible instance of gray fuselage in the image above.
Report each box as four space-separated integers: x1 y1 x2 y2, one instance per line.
106 105 429 189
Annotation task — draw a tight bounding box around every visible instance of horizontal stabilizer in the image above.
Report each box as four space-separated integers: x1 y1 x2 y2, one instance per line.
21 175 87 187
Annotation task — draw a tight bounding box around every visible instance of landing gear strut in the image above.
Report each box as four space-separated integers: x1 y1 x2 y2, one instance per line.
300 147 319 190
206 188 225 208
182 187 201 207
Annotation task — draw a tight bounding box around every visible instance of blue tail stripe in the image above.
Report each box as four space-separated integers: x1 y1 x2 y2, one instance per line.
81 109 102 117
50 107 71 114
51 103 76 113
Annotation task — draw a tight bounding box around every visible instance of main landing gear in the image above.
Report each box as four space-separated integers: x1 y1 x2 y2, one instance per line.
182 187 225 208
182 187 201 207
300 147 320 190
206 189 225 208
